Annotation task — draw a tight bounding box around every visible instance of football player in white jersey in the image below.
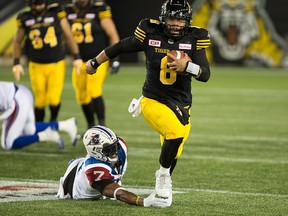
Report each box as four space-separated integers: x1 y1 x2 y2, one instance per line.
56 125 172 208
0 81 77 150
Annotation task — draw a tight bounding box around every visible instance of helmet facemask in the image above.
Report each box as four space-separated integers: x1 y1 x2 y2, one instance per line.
83 126 120 165
159 0 192 38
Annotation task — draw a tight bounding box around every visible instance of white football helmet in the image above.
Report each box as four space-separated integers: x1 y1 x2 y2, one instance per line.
83 125 119 164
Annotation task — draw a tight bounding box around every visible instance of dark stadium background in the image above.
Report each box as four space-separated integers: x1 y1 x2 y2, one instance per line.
0 0 287 62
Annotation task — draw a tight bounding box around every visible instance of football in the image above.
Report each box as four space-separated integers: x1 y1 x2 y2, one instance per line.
167 50 185 63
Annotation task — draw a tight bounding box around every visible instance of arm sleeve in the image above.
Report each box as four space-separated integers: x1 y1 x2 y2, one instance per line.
192 49 211 82
104 36 143 59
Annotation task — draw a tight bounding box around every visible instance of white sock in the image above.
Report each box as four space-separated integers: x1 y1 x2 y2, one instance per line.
38 128 49 141
58 120 66 132
159 166 170 175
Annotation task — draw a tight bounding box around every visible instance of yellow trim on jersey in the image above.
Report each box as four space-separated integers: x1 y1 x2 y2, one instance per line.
16 19 22 28
134 27 146 42
196 39 211 50
99 10 112 19
57 10 67 19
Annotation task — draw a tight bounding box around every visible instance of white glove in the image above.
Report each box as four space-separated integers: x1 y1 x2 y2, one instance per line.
12 64 24 82
143 191 172 208
128 96 143 117
73 59 83 75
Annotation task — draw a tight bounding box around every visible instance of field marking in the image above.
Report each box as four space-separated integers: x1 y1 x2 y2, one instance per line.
0 179 287 203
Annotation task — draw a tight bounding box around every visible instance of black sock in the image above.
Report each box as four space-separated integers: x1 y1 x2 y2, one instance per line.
34 107 45 122
159 138 183 169
49 104 61 122
92 97 105 126
81 103 95 128
170 159 178 175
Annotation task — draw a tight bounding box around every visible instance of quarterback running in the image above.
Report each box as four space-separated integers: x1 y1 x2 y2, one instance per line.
86 0 211 203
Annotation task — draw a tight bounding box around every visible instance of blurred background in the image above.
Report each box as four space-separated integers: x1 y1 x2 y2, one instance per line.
0 0 288 67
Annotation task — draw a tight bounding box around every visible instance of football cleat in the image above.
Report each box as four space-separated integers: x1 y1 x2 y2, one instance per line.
59 118 78 146
155 169 172 198
38 127 64 149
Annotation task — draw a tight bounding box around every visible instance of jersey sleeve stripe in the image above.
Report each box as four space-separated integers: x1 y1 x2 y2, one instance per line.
196 39 211 50
57 11 67 19
134 27 146 42
99 10 112 19
16 19 22 28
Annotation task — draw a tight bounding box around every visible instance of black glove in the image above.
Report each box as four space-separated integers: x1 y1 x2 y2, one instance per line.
110 57 120 74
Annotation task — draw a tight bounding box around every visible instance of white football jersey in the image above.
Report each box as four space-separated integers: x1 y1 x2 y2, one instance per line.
0 82 17 120
70 138 128 199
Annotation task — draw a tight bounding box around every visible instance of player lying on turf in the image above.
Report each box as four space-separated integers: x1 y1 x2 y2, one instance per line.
56 125 172 208
0 81 77 150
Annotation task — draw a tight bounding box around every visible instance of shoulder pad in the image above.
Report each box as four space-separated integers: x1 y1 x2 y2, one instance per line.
65 3 74 8
149 19 161 25
94 2 105 7
189 26 210 40
138 18 160 31
47 3 59 9
17 11 30 20
189 26 211 50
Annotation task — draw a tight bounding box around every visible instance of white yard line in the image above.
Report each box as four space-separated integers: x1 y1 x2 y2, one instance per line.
0 179 287 203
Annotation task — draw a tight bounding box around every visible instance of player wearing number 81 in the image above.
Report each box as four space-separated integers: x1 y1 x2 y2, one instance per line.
65 0 120 129
12 0 82 122
86 0 211 203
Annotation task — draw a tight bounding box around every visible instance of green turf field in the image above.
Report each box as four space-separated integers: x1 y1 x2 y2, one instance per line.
0 64 287 215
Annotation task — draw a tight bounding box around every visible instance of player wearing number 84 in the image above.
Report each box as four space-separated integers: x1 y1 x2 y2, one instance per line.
12 0 82 122
86 0 211 205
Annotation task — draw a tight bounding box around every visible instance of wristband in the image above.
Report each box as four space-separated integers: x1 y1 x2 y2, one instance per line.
185 61 200 76
73 53 81 60
136 196 140 205
13 58 20 65
90 58 100 69
113 187 126 199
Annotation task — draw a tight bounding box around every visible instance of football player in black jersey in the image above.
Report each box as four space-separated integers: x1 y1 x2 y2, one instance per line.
86 0 211 201
65 0 120 129
12 0 82 122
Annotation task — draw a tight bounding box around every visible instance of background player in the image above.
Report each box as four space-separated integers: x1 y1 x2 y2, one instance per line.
0 81 77 150
56 125 171 208
65 0 120 128
86 0 211 201
12 0 82 122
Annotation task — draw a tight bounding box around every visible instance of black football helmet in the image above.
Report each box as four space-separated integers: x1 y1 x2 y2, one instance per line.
159 0 192 38
74 0 91 9
28 0 48 16
29 0 48 5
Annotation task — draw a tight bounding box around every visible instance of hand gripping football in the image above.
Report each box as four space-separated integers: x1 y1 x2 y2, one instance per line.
167 50 185 63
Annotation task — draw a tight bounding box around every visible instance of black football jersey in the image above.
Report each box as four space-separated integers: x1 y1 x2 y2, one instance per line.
134 19 211 107
16 4 66 63
65 2 111 61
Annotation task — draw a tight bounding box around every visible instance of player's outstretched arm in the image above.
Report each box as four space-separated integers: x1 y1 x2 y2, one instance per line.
86 50 110 75
101 182 171 208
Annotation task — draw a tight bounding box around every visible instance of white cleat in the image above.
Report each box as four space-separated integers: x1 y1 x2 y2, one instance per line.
59 118 78 146
38 127 64 149
155 169 172 198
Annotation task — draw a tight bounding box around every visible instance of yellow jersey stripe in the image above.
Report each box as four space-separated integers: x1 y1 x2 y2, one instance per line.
134 27 146 42
16 19 22 28
57 11 67 19
99 10 112 19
